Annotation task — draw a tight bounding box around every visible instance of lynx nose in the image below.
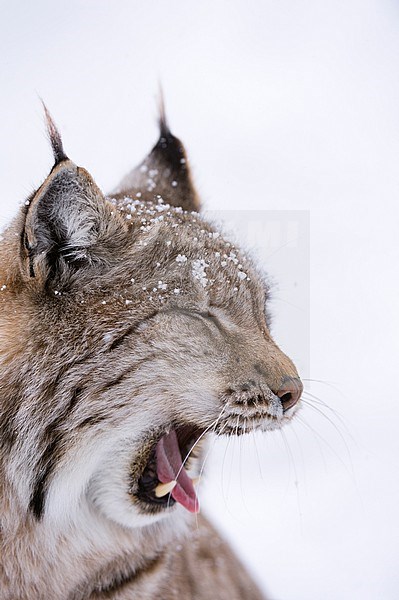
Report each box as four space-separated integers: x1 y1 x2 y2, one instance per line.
277 377 303 412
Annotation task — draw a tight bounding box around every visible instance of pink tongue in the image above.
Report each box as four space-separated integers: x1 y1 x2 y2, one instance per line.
155 430 199 513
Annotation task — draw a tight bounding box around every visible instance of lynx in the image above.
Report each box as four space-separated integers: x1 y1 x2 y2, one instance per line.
0 104 303 599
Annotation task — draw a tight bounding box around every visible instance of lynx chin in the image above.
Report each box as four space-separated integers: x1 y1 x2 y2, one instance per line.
0 103 303 599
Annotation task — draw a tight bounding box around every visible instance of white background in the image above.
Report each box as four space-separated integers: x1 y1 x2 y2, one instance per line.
1 2 398 598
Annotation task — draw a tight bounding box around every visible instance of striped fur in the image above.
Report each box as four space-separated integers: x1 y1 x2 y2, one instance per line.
0 110 301 599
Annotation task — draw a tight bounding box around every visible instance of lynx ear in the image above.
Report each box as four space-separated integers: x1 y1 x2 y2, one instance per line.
22 159 126 286
113 104 200 212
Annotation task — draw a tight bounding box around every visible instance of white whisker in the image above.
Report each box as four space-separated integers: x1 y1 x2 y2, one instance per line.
166 406 227 511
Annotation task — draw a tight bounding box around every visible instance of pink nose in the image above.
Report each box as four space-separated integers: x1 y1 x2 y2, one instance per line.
277 377 303 412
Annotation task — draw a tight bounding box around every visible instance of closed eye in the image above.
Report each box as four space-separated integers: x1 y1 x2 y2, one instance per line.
161 307 225 335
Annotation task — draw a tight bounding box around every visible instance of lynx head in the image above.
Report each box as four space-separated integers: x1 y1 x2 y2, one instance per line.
0 106 302 533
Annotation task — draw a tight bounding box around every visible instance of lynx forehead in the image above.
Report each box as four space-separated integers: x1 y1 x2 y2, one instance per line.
0 105 302 599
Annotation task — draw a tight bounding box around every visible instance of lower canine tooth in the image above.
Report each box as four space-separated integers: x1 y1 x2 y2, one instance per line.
155 480 177 498
192 477 200 487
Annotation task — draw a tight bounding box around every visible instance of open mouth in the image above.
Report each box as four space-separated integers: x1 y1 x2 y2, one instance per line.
136 424 205 514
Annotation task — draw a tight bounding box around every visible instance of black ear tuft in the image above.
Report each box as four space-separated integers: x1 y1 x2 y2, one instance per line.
154 93 190 173
158 87 170 139
41 101 68 165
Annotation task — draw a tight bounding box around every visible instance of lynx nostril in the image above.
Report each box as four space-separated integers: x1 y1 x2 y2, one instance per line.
277 377 303 412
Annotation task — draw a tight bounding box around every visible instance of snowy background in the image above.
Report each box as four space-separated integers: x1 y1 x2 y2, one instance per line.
1 1 399 598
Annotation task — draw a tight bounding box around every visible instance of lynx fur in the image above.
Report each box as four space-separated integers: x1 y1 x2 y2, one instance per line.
0 106 302 599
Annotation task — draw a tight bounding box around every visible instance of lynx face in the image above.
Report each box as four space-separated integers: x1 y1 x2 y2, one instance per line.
0 109 302 534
